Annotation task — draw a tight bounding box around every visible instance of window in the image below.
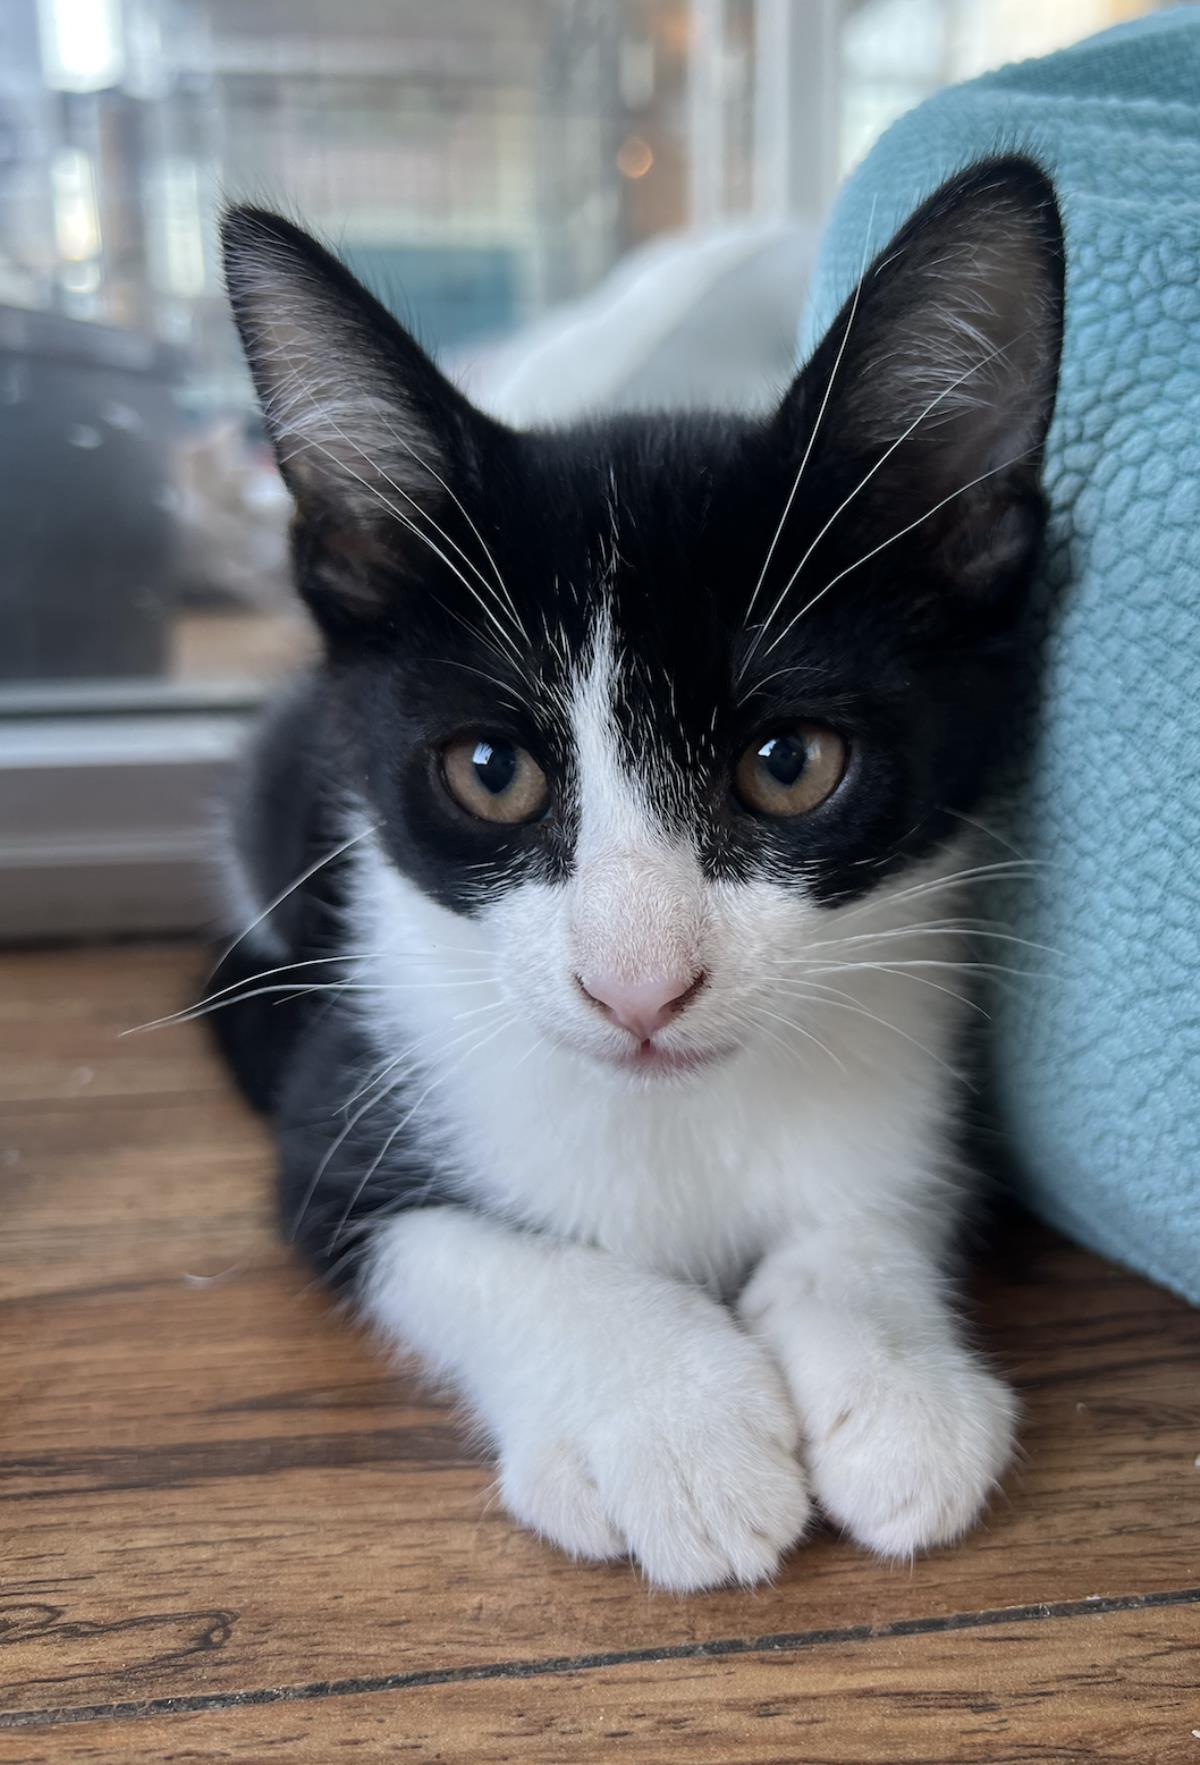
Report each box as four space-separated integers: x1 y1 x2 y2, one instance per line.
3 0 816 715
0 0 1163 935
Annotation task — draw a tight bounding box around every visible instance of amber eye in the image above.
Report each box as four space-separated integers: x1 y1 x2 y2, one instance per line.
441 736 549 825
734 724 847 817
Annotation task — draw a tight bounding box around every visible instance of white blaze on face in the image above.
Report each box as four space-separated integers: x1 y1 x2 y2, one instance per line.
566 616 705 995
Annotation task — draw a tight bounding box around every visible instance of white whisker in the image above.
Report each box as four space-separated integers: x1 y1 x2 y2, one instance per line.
289 1069 411 1245
449 996 512 1025
759 450 1035 662
341 1044 420 1114
150 974 497 1030
778 956 1041 981
330 1013 518 1243
284 419 523 665
327 406 524 648
259 349 522 665
376 410 528 644
209 824 378 978
824 858 1046 929
124 951 383 1037
741 1002 849 1079
418 656 525 701
739 328 1031 679
802 923 1058 957
773 983 966 1077
742 195 878 634
777 963 986 1016
137 974 500 1034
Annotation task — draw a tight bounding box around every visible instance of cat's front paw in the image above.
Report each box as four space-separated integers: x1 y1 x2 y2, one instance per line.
807 1360 1017 1558
496 1337 811 1592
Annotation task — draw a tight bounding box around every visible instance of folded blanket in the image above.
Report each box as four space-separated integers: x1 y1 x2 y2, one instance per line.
803 9 1200 1302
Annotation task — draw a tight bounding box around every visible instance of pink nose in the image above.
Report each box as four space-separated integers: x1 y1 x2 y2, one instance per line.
576 970 706 1042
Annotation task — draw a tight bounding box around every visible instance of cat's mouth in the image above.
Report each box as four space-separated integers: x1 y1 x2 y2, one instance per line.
602 1039 736 1079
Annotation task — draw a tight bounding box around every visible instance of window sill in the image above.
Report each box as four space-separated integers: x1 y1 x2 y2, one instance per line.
0 713 248 940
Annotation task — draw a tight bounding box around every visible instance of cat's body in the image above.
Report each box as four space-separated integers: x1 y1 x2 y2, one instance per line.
213 159 1064 1589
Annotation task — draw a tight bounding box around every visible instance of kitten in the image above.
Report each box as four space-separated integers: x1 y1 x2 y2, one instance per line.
212 158 1064 1591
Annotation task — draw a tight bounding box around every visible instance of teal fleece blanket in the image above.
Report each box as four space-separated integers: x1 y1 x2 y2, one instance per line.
803 10 1200 1302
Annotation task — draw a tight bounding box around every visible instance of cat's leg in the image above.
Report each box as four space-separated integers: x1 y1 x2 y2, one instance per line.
361 1206 811 1591
736 1222 1015 1557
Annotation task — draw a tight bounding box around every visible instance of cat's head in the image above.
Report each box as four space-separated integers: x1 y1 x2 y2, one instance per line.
222 159 1063 1084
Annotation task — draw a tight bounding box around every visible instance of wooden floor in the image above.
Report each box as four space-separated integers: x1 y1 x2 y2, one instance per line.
1 944 1197 1762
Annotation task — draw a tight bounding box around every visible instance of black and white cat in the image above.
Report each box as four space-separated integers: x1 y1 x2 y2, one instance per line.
211 158 1064 1592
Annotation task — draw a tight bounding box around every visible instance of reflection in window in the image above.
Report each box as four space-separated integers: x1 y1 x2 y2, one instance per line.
1 0 774 692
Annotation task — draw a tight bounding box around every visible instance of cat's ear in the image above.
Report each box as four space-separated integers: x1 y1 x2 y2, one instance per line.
784 158 1064 596
221 207 492 614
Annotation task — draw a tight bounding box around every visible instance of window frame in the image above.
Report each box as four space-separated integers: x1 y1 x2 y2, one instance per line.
0 707 247 939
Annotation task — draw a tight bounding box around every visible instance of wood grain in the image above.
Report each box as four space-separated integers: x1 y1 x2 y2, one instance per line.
1 943 1197 1759
3 1604 1198 1762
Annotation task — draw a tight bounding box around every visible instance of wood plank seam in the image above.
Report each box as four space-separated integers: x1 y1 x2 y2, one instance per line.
5 1585 1198 1733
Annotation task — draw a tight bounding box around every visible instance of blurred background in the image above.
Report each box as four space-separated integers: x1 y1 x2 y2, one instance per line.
0 0 1161 936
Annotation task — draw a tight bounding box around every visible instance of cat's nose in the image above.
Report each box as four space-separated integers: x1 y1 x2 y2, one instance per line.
575 970 707 1042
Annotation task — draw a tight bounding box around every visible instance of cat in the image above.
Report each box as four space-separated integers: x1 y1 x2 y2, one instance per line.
210 156 1064 1592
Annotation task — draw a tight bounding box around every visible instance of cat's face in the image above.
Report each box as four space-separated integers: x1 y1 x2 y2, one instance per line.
223 160 1063 1082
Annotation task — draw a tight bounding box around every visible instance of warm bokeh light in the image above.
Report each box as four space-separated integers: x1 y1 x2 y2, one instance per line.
617 134 655 180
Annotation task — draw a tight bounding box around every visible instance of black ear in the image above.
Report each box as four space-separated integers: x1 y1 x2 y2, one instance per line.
786 157 1065 597
221 207 491 613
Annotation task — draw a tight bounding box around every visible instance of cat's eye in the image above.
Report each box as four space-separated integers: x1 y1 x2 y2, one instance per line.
440 736 549 825
734 724 847 817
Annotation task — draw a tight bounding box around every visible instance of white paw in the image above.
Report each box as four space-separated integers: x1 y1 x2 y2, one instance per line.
806 1360 1017 1558
498 1436 624 1564
495 1332 811 1592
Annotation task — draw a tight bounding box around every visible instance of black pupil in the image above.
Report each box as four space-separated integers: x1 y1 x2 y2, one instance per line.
472 740 517 796
760 733 809 788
